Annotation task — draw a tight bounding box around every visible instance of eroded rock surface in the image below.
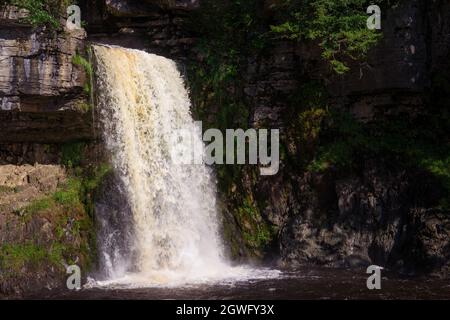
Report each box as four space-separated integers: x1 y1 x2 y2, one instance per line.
0 5 92 143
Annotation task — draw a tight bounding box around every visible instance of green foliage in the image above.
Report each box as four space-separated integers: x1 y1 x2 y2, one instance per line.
284 74 450 209
53 178 82 207
187 0 265 124
0 241 77 273
273 1 395 70
1 0 71 29
61 141 85 168
269 0 395 73
236 196 276 251
5 162 110 274
282 81 330 169
82 163 112 193
187 1 265 200
72 52 93 96
0 243 48 272
306 110 450 207
72 53 93 77
53 163 111 211
19 197 54 216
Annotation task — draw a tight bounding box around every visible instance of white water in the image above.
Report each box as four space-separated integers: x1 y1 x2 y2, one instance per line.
92 45 279 287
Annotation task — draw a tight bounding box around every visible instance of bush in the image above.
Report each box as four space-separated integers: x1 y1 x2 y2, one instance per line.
1 0 71 29
72 52 94 96
269 0 396 73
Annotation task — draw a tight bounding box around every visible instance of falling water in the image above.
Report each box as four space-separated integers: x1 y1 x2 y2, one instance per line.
92 45 279 287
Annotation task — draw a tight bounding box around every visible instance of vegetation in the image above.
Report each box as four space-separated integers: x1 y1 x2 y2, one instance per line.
1 141 111 278
18 197 54 216
61 141 85 168
72 50 94 97
0 243 48 273
0 0 71 29
269 0 398 73
288 81 450 208
237 196 276 251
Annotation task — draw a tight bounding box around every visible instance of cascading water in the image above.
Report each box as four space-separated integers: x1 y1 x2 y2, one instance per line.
92 45 279 287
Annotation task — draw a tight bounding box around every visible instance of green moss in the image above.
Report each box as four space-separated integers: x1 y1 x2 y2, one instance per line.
53 178 82 208
234 195 276 252
72 54 93 76
19 197 55 216
72 52 93 96
0 240 83 274
83 163 112 193
47 242 66 265
76 101 92 113
0 243 48 272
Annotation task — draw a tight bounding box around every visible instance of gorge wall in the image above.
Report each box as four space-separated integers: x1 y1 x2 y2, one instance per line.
0 0 449 296
0 4 100 295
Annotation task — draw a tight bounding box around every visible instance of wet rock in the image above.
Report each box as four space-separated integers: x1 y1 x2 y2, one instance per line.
280 164 450 276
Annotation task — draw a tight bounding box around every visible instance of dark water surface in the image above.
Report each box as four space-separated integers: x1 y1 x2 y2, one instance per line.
28 268 450 300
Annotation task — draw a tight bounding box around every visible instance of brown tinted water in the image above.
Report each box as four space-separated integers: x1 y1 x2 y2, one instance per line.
27 267 450 300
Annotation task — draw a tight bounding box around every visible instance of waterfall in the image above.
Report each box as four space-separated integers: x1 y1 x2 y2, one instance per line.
92 44 230 285
91 45 279 287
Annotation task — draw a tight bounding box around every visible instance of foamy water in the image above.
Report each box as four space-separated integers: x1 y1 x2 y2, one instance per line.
92 45 280 288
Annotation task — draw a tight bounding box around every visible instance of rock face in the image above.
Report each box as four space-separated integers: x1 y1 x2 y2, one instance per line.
236 0 450 275
0 5 92 143
245 40 300 129
82 0 197 60
0 164 66 214
280 164 449 275
0 28 86 105
104 0 199 16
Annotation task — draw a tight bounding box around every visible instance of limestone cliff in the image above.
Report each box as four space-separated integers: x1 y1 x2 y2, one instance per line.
0 4 97 296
